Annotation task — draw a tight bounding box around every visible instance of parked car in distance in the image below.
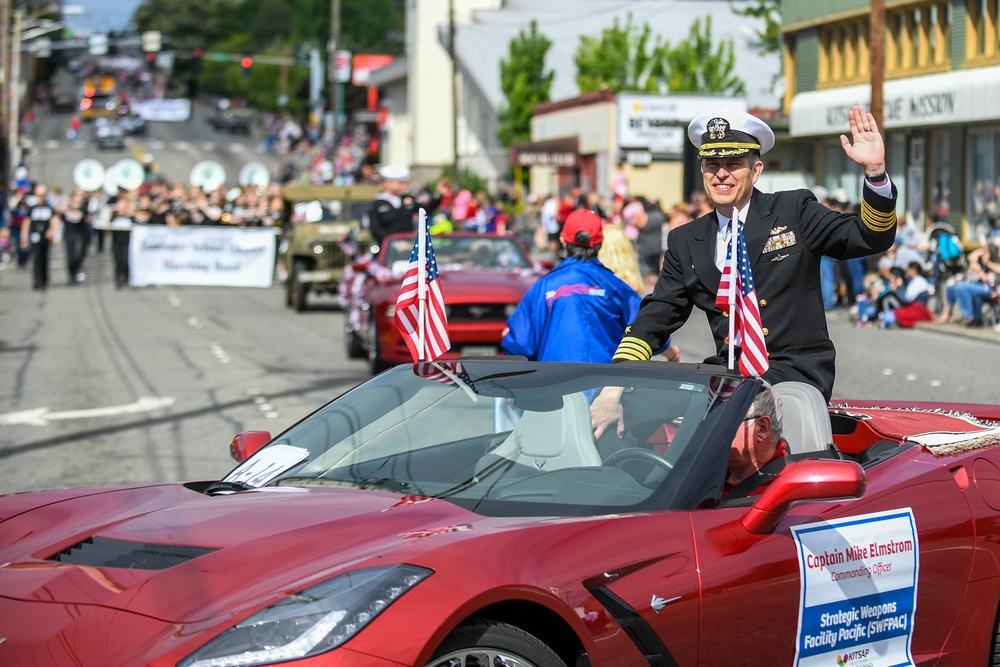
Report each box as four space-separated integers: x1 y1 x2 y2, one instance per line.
93 118 125 150
209 109 254 135
118 113 147 136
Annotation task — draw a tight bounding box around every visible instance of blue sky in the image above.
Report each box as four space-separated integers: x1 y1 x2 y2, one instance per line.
64 0 142 36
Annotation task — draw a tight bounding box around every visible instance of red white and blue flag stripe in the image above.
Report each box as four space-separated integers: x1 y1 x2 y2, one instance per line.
715 221 769 377
395 212 450 362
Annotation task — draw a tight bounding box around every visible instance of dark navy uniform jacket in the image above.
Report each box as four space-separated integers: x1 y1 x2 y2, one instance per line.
368 192 441 247
613 185 898 401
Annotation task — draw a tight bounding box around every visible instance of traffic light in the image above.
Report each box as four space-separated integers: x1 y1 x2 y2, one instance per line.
145 52 156 69
192 48 203 73
294 44 309 68
241 56 253 76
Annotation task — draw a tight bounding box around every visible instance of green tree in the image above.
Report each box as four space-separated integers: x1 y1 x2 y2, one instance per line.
662 16 745 96
498 20 553 148
132 0 404 106
731 0 782 55
574 14 666 94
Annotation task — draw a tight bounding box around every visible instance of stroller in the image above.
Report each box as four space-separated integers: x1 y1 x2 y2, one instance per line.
927 222 966 316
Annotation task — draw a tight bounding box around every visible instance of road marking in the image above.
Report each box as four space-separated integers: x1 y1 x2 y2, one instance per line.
0 397 176 426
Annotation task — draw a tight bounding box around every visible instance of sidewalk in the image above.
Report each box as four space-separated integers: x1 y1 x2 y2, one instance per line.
913 320 1000 344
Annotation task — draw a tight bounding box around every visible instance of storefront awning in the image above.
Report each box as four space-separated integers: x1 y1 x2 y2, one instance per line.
790 64 1000 136
509 138 578 168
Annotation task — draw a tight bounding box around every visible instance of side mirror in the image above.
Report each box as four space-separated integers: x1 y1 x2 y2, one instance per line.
741 458 866 535
536 259 555 272
229 430 272 463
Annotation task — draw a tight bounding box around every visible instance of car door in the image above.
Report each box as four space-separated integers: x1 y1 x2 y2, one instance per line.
690 453 974 666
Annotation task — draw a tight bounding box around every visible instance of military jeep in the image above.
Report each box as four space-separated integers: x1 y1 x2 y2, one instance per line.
281 184 380 312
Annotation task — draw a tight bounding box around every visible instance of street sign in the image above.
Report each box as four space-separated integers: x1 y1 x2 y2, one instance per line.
88 33 107 55
334 50 352 83
142 30 162 52
33 38 52 57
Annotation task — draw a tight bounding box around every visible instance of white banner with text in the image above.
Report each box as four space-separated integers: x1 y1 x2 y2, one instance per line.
129 226 275 288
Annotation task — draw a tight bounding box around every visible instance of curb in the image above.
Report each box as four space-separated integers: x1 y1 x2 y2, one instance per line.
913 321 1000 344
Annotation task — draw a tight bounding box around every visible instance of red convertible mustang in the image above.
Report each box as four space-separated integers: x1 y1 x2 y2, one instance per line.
3 360 1000 667
342 232 546 373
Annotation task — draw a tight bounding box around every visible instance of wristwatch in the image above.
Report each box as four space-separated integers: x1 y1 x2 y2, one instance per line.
865 171 888 185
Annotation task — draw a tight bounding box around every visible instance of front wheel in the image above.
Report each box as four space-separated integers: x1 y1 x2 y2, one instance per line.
427 618 566 667
345 322 366 359
291 260 309 312
368 318 390 375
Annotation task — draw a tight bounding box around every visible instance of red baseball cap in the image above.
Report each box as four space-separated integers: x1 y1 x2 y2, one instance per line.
560 209 604 247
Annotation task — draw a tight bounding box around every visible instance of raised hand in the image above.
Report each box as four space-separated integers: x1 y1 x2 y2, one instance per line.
839 105 886 178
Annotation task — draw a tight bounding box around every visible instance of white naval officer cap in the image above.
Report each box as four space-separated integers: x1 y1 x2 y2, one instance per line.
378 165 410 181
687 110 775 158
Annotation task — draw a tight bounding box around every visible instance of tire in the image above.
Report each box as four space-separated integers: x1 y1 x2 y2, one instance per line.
291 260 309 312
427 618 566 667
368 318 389 375
345 322 366 359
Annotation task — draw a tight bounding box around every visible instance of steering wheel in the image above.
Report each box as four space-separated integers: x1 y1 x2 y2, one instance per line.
602 447 674 471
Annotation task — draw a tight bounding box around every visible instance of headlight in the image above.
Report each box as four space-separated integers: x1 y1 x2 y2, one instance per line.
178 564 432 667
504 304 517 317
385 304 395 317
312 244 324 254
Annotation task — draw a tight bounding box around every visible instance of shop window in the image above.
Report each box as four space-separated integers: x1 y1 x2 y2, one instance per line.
930 130 951 226
968 129 1000 242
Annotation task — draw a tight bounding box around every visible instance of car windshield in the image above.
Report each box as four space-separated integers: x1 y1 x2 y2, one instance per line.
382 235 532 273
228 361 758 517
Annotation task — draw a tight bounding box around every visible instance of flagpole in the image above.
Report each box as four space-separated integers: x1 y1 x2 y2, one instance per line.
417 208 427 362
430 361 479 402
727 217 738 371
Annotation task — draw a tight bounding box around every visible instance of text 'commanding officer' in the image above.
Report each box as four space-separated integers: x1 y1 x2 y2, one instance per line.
593 105 896 437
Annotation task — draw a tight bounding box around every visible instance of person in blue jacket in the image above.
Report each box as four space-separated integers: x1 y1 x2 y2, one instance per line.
501 209 642 363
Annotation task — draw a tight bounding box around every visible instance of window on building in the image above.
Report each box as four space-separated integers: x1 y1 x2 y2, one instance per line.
887 2 951 75
966 0 1000 61
819 17 869 86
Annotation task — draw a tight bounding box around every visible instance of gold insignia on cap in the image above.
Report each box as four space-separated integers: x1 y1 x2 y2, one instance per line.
707 118 728 141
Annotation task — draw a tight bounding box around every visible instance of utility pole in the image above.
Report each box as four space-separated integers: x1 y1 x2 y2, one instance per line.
1 0 11 196
8 7 22 180
448 0 458 185
870 0 885 133
328 0 340 138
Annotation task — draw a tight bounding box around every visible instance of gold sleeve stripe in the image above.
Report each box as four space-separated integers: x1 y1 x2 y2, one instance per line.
861 199 896 232
613 337 654 361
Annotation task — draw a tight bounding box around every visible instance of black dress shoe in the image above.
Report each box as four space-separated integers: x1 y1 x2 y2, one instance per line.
965 319 984 328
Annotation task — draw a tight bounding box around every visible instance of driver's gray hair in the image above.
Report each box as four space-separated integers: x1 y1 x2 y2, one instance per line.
748 383 784 443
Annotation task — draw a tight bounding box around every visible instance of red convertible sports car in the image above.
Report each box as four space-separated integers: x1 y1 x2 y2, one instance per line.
3 359 1000 667
342 232 547 373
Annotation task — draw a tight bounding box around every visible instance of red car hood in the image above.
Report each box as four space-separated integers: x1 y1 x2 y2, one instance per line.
0 484 500 624
371 269 536 303
438 270 537 301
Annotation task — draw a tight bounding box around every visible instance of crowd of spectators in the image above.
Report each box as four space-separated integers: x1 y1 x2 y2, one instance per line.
806 185 1000 334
